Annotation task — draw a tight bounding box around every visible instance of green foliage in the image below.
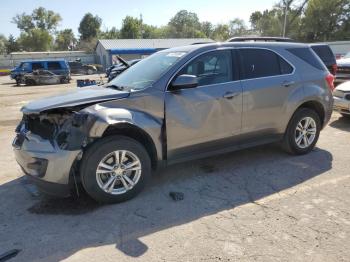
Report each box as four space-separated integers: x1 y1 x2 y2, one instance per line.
78 13 102 40
18 29 53 51
168 10 205 38
6 35 20 53
12 7 61 33
0 35 7 54
55 29 76 51
120 16 142 38
100 27 119 39
302 0 350 41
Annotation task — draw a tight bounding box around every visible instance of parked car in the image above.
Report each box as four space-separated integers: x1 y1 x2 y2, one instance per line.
310 44 337 75
68 61 97 75
335 52 350 83
333 81 350 117
13 42 334 203
11 60 70 84
23 70 69 86
108 59 141 82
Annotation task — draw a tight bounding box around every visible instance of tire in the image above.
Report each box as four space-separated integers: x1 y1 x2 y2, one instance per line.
282 108 321 155
80 135 151 203
25 79 36 86
87 69 94 75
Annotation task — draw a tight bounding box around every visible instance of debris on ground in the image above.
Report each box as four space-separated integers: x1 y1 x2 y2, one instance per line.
0 249 21 262
169 191 184 201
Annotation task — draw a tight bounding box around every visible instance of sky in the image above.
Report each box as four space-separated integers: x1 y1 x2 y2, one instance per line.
0 0 277 37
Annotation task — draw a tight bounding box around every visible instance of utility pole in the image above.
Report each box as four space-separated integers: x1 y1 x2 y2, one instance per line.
282 1 288 37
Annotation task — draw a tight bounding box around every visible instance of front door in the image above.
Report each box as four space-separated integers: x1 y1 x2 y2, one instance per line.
165 49 242 161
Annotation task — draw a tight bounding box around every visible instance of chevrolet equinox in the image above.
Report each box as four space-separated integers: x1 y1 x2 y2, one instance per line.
13 42 334 203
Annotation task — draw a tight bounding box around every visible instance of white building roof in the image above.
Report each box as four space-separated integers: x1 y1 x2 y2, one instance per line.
97 38 214 50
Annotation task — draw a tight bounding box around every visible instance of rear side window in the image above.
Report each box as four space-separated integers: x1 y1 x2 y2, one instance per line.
238 49 293 79
310 45 335 64
32 62 44 70
179 50 233 87
287 48 326 71
47 61 61 70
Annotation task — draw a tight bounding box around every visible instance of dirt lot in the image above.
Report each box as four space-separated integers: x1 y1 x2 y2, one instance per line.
0 75 349 262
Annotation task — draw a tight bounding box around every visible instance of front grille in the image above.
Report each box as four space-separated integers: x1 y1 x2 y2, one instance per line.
337 66 350 74
23 115 56 140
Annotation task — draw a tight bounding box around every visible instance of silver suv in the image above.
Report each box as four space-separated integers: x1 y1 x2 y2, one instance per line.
13 42 334 203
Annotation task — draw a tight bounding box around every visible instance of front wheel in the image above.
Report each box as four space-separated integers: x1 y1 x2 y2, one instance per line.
80 136 151 203
282 108 321 155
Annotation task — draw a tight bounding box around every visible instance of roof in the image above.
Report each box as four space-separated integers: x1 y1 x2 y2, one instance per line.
97 38 214 50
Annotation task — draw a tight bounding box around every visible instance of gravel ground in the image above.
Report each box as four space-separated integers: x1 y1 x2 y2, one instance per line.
0 75 349 262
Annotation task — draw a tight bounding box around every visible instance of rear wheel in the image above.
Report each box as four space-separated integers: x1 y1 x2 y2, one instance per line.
282 108 321 155
80 136 151 203
25 79 36 86
87 69 94 75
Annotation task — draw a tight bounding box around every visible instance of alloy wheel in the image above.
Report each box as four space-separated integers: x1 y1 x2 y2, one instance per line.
294 117 317 149
95 150 142 195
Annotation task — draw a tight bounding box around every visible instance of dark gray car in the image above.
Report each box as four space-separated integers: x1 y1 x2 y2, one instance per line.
13 42 334 203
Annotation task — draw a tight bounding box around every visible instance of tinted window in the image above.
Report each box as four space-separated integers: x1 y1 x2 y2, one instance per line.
287 47 326 71
47 62 61 70
239 49 292 79
280 57 293 74
32 62 44 70
310 45 335 64
179 50 233 87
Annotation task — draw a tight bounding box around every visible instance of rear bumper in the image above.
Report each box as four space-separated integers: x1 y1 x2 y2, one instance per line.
13 132 81 196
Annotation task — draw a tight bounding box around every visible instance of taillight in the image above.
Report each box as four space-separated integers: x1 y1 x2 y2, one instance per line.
325 74 335 91
332 64 337 75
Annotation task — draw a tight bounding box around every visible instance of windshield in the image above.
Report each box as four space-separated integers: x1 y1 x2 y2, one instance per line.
108 51 187 90
344 52 350 59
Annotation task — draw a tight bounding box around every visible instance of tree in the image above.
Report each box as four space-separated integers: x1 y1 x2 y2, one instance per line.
6 35 20 53
201 21 214 38
0 35 7 54
12 7 61 51
12 7 61 33
168 10 205 38
229 18 248 37
302 0 350 41
120 16 142 39
18 29 53 51
78 13 102 40
100 27 119 39
212 24 230 41
55 29 76 50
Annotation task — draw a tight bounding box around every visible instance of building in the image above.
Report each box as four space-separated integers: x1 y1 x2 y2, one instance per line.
0 51 95 69
95 38 214 69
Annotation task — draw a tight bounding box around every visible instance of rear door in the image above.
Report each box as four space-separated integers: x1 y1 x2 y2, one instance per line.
165 49 243 161
237 48 300 142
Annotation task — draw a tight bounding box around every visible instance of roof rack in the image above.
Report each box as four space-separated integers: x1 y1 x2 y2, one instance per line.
227 37 294 42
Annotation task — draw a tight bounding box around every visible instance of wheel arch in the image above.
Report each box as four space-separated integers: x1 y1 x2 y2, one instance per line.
102 123 159 170
295 100 326 127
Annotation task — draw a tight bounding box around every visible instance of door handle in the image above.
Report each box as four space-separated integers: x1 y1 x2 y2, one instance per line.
223 92 239 99
282 80 295 87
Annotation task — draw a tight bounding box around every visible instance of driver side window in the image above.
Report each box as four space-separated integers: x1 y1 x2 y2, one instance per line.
179 50 233 87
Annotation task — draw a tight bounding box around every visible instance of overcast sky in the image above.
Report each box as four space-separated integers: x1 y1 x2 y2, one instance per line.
0 0 277 37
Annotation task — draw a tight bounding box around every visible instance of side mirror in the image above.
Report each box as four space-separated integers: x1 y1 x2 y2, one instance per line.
171 74 198 90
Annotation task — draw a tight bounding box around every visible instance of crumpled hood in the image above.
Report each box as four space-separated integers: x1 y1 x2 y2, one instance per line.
337 57 350 66
22 85 130 114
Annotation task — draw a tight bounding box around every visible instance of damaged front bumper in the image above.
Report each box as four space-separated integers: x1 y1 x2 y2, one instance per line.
13 128 81 197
